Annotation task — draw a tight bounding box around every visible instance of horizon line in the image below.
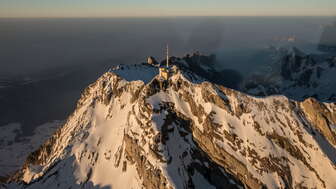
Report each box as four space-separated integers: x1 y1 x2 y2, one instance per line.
1 15 335 19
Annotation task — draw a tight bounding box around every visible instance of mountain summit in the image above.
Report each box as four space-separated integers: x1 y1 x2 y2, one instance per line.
3 54 336 189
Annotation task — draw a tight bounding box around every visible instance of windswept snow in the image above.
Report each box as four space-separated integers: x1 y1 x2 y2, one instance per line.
111 64 158 83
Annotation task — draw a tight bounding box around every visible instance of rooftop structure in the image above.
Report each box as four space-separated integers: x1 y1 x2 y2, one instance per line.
159 44 170 80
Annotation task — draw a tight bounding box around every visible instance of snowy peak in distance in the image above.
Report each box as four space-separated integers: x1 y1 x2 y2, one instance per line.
3 58 336 189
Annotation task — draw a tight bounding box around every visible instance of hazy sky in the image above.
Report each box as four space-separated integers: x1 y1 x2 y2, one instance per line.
0 0 335 18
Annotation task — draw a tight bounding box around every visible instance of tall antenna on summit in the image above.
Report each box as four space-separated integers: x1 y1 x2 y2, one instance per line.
166 44 169 68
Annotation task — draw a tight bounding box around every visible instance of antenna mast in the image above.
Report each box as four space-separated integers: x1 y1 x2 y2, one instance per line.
166 44 169 67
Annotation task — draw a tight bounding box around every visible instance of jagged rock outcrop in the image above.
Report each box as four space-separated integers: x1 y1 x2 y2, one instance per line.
300 98 336 145
2 65 336 189
147 56 158 65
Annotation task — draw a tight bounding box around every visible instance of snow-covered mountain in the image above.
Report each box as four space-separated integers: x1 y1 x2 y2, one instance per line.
241 47 336 101
2 60 336 189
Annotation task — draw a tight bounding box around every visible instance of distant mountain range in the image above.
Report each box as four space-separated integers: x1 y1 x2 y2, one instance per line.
241 47 336 101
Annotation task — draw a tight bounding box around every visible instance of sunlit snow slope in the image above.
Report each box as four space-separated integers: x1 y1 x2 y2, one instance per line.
3 65 336 189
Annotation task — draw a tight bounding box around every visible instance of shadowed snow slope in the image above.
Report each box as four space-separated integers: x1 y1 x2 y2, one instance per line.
2 68 336 189
0 121 61 178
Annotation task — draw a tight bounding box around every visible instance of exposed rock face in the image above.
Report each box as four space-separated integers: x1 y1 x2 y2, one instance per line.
300 98 336 145
280 47 315 83
2 68 336 189
147 56 158 65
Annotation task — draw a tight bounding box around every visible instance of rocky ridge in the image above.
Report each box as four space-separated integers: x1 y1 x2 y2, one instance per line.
2 64 336 189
